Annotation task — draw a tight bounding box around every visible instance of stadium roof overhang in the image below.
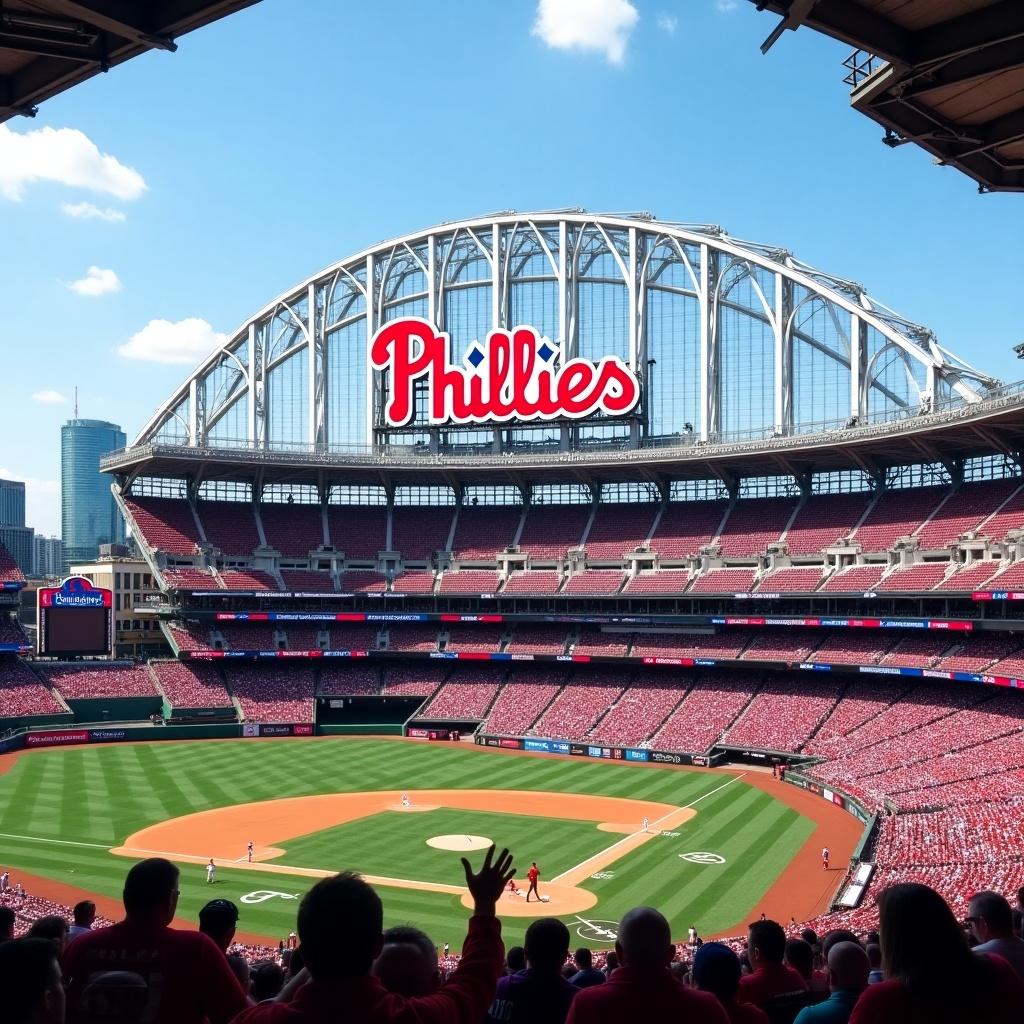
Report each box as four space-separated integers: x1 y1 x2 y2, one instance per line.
749 0 1024 193
103 387 1024 491
0 0 260 122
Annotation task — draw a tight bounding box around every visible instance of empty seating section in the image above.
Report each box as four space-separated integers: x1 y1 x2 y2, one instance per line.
983 561 1024 590
810 630 897 664
328 625 380 650
723 677 838 751
318 666 380 695
934 561 999 591
260 503 324 556
391 572 436 594
218 624 280 651
279 570 336 592
438 571 501 594
418 666 504 719
533 673 624 739
650 501 726 558
380 665 445 696
325 505 386 559
506 626 569 654
783 493 870 554
876 562 949 591
977 485 1024 542
623 570 691 594
936 636 1022 673
852 486 944 552
217 569 280 591
653 676 757 752
125 497 199 555
162 568 220 590
150 661 231 708
443 627 504 652
632 629 753 660
917 480 1019 549
587 680 688 746
562 571 625 595
755 567 824 592
820 564 887 592
688 568 757 594
879 635 956 668
385 626 438 652
502 571 562 595
228 665 315 722
482 670 564 734
197 501 260 555
718 497 797 557
741 629 827 662
338 570 388 593
0 659 64 717
518 504 590 558
165 622 210 651
42 663 156 699
392 506 455 560
452 505 522 559
572 631 631 656
585 502 658 558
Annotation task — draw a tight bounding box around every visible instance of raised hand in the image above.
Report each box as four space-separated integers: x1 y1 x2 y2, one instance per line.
461 845 515 916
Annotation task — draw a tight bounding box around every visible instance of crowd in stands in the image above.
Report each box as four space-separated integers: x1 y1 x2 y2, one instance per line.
6 852 1024 1024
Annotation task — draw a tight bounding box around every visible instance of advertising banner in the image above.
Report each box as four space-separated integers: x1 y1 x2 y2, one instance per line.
524 739 552 753
406 728 429 738
499 738 522 749
242 723 259 737
293 724 314 736
26 730 89 748
625 749 648 762
89 729 127 743
259 724 293 737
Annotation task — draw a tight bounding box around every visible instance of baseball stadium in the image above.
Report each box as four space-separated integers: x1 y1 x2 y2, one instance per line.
2 1 1024 1020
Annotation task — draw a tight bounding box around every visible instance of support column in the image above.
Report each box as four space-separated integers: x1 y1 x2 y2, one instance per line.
247 322 264 449
850 313 867 423
699 245 720 441
308 283 325 451
365 254 376 446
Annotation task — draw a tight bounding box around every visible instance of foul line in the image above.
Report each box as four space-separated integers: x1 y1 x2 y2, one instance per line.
0 831 110 850
551 772 747 884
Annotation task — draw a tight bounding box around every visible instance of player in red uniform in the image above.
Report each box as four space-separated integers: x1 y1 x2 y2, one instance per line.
526 862 540 902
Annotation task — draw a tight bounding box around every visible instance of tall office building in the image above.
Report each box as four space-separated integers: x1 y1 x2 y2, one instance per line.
33 535 64 578
0 477 33 575
61 418 126 570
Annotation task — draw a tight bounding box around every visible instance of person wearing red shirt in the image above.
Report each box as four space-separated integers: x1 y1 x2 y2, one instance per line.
566 907 728 1024
693 942 768 1024
231 844 514 1024
849 883 1024 1024
526 863 540 903
62 857 248 1024
738 920 806 1006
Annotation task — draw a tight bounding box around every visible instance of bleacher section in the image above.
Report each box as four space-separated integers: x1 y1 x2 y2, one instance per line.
392 506 455 560
197 501 260 556
42 663 157 699
150 661 232 708
325 505 386 559
124 497 199 555
228 664 315 722
0 658 66 717
452 505 522 559
260 503 324 557
517 503 590 558
585 502 658 558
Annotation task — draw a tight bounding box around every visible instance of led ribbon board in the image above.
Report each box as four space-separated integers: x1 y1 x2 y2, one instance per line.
370 317 641 427
37 575 113 657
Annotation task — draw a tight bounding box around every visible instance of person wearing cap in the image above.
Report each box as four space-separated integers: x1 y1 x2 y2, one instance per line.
693 942 768 1024
199 898 250 991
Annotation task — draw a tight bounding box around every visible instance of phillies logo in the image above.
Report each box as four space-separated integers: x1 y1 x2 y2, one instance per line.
370 317 640 427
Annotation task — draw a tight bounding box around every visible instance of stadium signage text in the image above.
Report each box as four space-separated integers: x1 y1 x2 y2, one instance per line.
370 317 640 427
38 576 111 608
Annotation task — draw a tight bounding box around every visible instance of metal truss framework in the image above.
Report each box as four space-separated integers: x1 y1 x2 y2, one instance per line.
136 211 1000 454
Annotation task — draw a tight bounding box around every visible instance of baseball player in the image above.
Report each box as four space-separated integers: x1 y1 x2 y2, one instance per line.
526 861 540 902
401 792 411 808
247 841 254 863
642 816 649 833
821 846 830 870
206 858 216 884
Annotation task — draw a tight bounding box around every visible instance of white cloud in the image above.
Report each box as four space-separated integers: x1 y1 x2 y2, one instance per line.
714 0 738 11
61 201 127 222
118 317 227 365
0 124 146 202
0 469 61 536
533 0 639 64
68 266 122 297
32 390 67 404
657 14 678 34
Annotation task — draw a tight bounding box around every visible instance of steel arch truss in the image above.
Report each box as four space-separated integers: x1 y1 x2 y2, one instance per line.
137 212 1001 451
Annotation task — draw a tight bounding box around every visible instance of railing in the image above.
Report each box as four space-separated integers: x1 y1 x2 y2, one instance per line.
843 49 886 88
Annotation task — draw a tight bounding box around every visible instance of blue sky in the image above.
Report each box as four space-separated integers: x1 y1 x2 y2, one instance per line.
2 0 1022 536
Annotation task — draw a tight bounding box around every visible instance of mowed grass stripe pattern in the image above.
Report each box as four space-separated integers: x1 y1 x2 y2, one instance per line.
0 739 813 948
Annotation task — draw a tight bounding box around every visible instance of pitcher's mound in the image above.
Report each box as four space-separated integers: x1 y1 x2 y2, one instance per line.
427 834 492 851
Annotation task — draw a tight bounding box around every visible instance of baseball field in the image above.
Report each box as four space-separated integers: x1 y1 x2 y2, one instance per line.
0 737 859 949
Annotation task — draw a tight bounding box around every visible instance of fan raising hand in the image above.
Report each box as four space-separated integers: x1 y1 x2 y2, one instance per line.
462 845 516 916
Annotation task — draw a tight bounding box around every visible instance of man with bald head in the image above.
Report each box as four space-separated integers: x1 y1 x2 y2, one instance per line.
372 925 440 998
792 941 868 1024
566 908 728 1024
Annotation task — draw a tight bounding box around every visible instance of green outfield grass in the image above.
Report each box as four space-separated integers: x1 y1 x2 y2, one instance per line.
0 738 814 948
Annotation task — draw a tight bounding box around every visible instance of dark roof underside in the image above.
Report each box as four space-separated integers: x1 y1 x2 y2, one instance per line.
750 0 1024 192
0 0 259 122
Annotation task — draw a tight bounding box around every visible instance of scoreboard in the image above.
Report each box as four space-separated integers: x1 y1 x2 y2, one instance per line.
37 577 113 657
